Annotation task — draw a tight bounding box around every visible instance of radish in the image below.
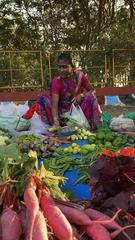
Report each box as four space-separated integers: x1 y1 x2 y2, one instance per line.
32 210 48 240
24 176 39 240
85 208 132 240
40 191 73 240
1 208 22 240
57 203 92 225
82 223 111 240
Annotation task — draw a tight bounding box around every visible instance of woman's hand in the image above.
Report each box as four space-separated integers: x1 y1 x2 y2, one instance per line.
53 118 60 128
72 93 84 104
52 93 60 128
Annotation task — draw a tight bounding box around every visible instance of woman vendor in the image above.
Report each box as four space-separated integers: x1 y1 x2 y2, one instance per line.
38 53 102 130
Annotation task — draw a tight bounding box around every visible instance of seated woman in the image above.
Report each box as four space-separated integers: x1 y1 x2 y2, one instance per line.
38 53 102 130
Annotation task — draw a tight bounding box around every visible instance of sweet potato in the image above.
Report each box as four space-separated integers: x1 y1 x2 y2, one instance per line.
85 208 121 229
82 223 111 240
19 208 27 239
111 225 135 239
32 210 48 240
85 208 132 240
57 203 91 225
71 225 80 239
0 219 2 240
40 192 73 240
24 177 39 240
1 208 22 240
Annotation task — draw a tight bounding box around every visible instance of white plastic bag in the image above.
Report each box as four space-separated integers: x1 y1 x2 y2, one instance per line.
0 116 30 132
0 102 18 116
69 104 90 129
110 117 134 131
30 113 49 134
16 101 29 116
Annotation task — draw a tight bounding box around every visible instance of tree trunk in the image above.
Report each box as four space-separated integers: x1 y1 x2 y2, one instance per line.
111 0 115 20
98 0 105 31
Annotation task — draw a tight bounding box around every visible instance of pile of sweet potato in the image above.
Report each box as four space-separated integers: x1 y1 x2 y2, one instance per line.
1 175 134 240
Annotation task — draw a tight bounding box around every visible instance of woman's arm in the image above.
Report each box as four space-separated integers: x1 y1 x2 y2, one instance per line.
51 77 61 127
81 73 94 93
52 93 60 127
84 84 94 92
73 72 93 104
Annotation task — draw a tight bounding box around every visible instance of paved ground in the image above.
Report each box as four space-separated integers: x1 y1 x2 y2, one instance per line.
101 105 135 118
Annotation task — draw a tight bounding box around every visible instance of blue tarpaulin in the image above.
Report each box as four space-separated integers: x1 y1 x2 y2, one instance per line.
105 96 125 105
60 140 92 200
38 139 92 200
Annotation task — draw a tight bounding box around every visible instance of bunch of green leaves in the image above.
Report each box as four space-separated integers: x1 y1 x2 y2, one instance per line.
16 134 40 144
0 142 68 199
0 143 36 195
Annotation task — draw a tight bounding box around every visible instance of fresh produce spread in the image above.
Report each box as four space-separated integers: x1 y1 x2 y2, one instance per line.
0 126 135 239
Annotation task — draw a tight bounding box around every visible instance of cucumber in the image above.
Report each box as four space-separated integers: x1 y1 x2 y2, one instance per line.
127 137 135 144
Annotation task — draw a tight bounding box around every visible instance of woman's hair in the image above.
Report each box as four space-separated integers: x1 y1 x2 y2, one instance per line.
57 53 74 67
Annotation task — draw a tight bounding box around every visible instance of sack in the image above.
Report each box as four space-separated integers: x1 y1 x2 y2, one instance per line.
69 104 90 129
0 116 30 132
110 117 134 131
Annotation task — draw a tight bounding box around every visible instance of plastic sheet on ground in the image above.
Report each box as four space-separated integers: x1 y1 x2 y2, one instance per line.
105 96 125 106
60 140 92 200
38 139 92 200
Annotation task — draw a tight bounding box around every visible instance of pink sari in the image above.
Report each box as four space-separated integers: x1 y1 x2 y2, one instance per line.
38 71 101 130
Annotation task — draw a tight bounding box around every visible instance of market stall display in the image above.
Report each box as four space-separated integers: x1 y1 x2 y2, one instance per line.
0 114 135 239
0 140 134 239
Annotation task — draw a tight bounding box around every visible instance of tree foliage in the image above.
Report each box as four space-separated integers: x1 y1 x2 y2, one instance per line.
0 0 134 88
0 0 134 50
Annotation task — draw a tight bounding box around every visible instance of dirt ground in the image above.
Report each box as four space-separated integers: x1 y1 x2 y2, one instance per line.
101 105 135 118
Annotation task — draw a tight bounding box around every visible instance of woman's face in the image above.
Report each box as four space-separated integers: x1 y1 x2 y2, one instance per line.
57 59 73 79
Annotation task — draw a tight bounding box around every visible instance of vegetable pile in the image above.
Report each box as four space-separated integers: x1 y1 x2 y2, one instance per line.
67 128 93 141
1 141 134 239
43 148 100 184
89 147 135 211
0 124 135 239
16 134 60 158
87 128 135 149
1 174 135 240
0 128 12 145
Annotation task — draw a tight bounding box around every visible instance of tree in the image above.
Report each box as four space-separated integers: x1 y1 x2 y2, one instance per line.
0 0 134 87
